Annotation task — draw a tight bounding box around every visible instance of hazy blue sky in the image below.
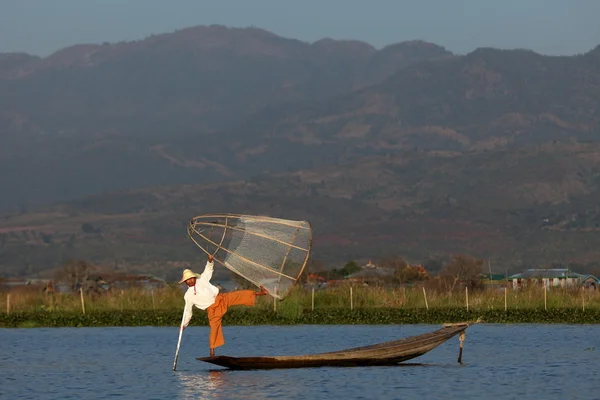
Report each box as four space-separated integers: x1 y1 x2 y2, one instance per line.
2 0 599 57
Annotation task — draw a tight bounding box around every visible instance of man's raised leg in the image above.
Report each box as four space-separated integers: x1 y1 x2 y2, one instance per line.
223 286 268 308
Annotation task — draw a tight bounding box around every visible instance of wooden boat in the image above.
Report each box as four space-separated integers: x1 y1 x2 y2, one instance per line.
197 322 473 370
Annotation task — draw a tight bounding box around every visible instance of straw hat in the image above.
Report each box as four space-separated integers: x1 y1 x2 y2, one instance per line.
178 268 201 284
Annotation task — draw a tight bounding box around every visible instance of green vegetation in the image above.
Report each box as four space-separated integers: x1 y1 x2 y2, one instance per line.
3 308 600 328
1 285 598 327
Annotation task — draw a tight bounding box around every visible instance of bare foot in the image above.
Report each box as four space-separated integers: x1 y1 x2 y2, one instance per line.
255 285 268 296
210 348 215 357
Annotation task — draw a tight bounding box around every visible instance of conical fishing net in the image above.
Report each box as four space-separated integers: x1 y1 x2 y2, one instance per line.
187 214 312 300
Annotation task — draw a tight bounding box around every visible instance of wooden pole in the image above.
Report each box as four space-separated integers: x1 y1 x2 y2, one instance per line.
273 297 276 312
465 287 469 311
151 290 156 312
173 308 186 370
422 287 429 310
350 286 353 310
582 286 585 312
80 287 86 314
457 332 465 363
6 293 10 315
544 284 547 311
504 287 507 312
311 287 315 311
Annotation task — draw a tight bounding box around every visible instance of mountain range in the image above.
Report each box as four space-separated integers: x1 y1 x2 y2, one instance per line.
1 25 599 279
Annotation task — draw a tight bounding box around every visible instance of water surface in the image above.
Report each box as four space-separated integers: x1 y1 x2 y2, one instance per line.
1 324 598 399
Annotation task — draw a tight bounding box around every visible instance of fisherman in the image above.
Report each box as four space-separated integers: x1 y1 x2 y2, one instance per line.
179 254 268 357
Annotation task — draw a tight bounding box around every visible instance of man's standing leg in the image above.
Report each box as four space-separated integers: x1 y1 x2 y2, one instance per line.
205 287 268 356
207 295 226 357
206 291 254 356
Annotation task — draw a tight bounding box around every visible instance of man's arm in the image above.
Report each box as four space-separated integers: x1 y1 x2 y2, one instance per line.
199 254 215 283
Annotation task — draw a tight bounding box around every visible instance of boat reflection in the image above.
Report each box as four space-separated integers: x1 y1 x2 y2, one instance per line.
177 370 228 399
178 369 302 400
176 362 432 399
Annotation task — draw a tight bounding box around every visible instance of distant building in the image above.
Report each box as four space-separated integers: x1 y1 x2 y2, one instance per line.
581 275 599 290
0 278 54 294
106 274 167 291
362 260 376 269
0 278 30 288
508 269 588 290
345 261 429 287
306 273 327 289
478 273 508 290
345 267 392 286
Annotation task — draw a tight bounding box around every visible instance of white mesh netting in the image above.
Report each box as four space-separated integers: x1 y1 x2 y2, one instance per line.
187 214 312 300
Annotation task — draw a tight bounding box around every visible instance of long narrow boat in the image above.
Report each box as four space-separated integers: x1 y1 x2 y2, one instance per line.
197 322 473 370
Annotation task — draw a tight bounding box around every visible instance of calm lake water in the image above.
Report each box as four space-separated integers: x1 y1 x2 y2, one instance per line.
1 324 599 399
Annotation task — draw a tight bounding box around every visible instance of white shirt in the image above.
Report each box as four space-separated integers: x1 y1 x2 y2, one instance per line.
181 261 220 328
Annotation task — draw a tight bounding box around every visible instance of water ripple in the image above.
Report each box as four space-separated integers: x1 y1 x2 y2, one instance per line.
1 324 598 399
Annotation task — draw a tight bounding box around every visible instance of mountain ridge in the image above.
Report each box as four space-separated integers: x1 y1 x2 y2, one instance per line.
1 25 599 278
0 25 453 213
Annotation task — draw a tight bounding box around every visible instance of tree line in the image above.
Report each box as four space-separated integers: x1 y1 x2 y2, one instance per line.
303 253 485 291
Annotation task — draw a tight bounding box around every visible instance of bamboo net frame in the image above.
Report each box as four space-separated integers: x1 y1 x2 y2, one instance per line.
187 213 312 300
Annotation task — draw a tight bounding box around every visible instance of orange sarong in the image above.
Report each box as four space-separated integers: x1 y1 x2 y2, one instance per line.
206 290 256 349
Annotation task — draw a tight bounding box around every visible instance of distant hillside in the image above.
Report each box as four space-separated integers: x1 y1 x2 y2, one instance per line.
231 47 600 157
1 26 600 279
0 26 451 212
0 53 40 77
1 141 599 279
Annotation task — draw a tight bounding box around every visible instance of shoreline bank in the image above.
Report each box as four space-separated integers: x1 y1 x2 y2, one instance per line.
1 308 599 328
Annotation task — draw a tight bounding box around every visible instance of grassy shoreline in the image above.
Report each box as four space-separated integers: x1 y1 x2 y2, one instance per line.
2 285 599 327
2 308 600 328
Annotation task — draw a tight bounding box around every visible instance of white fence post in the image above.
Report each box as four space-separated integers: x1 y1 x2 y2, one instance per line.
80 287 86 314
